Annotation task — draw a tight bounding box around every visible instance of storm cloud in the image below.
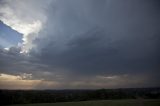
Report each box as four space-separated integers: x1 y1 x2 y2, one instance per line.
0 0 160 89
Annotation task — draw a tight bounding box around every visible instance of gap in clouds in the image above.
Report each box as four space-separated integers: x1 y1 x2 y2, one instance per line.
0 21 22 48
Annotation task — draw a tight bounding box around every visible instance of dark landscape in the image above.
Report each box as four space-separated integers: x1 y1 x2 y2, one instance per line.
1 88 160 105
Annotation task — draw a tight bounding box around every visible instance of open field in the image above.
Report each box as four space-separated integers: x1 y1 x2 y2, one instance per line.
9 99 160 106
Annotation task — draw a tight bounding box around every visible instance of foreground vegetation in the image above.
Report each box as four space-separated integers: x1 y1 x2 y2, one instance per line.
0 88 160 105
10 99 160 106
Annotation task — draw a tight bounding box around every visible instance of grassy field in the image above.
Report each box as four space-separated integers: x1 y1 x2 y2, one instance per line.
9 99 160 106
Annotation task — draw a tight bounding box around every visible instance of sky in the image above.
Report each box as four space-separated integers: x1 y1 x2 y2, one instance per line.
0 0 160 89
0 21 22 48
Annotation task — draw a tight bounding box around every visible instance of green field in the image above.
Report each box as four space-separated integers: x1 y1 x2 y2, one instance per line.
9 99 160 106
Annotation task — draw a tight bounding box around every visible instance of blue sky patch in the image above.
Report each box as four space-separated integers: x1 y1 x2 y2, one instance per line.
0 21 22 48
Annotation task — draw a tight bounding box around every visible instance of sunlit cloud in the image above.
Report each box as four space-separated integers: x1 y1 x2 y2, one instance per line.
0 73 59 89
69 74 148 89
0 0 49 53
4 47 9 51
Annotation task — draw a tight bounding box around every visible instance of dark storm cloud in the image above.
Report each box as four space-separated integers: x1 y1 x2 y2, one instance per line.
0 47 49 77
0 0 160 88
32 0 160 75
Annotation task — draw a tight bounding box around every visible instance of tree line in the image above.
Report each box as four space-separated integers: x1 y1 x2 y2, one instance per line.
0 88 160 105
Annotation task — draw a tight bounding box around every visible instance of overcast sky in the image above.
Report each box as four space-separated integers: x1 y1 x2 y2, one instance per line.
0 0 160 89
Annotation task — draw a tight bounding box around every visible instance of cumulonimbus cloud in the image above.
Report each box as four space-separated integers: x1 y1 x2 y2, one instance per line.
0 0 52 53
0 0 160 89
